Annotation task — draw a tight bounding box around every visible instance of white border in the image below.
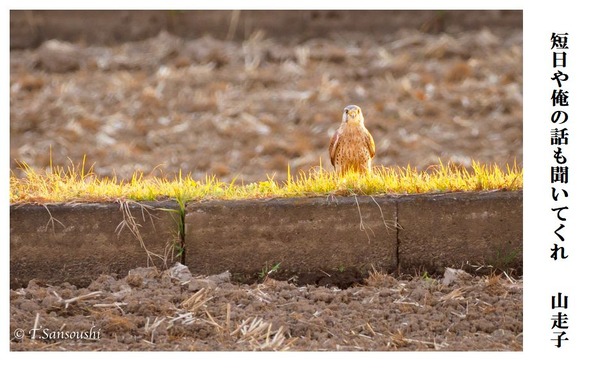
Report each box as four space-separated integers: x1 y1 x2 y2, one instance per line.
4 1 599 389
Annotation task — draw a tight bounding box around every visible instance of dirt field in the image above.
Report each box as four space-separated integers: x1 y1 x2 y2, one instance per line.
10 20 522 182
10 264 522 351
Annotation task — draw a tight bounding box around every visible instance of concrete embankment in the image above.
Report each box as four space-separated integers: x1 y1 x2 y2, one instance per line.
10 191 522 288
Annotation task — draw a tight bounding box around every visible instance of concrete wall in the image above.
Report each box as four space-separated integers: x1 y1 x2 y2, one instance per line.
10 201 181 287
10 191 522 288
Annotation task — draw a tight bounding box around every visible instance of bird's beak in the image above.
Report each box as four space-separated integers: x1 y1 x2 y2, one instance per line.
348 110 357 118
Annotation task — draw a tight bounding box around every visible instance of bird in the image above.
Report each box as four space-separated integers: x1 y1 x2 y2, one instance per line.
328 105 376 174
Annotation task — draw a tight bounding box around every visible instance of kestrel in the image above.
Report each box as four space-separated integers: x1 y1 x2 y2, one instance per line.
328 105 376 174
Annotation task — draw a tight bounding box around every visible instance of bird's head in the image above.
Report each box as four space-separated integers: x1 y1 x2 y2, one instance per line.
342 105 364 125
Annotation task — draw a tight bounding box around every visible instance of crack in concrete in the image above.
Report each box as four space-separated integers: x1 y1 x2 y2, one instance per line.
179 202 187 266
395 198 400 275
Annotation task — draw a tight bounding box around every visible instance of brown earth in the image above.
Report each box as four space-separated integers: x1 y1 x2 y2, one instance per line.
10 10 523 49
10 264 522 351
10 12 522 183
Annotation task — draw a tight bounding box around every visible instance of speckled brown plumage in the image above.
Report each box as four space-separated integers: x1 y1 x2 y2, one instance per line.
329 105 375 174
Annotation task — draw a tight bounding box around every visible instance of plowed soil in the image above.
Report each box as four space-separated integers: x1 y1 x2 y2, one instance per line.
10 265 522 351
10 26 522 182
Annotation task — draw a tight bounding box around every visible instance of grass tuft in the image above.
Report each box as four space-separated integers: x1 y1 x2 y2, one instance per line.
10 159 522 204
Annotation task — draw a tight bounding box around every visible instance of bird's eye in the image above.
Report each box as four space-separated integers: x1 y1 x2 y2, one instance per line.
344 109 348 113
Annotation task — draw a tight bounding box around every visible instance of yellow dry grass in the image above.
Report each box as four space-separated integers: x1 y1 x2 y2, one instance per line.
10 158 522 204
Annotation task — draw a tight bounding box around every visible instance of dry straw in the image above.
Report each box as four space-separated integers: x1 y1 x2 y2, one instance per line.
10 158 522 204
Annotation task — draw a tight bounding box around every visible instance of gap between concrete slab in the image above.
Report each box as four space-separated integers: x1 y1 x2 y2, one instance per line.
395 198 401 272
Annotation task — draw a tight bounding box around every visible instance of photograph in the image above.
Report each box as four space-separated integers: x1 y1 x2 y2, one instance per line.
9 9 523 352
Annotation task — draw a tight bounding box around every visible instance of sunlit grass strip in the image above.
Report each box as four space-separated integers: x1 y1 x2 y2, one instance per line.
10 160 522 204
